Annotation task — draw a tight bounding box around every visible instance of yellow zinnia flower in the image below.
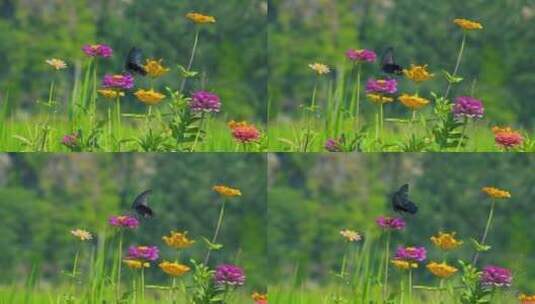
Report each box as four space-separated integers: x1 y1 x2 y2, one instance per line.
46 58 67 70
426 262 458 278
339 229 362 242
399 94 430 110
123 259 150 269
98 89 125 100
482 186 511 199
213 185 242 197
519 294 535 304
162 231 195 249
367 93 394 104
308 63 330 75
391 259 418 270
186 12 216 24
403 64 434 83
454 18 483 31
430 232 463 251
144 59 170 78
159 261 190 277
135 89 166 105
70 229 93 241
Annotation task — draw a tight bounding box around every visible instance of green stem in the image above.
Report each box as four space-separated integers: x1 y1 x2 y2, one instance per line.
72 248 79 278
180 27 200 92
116 231 123 301
380 103 384 141
303 80 318 152
383 231 391 303
141 268 145 303
204 200 226 265
191 112 206 152
473 200 496 265
456 117 468 152
445 34 466 98
408 269 413 304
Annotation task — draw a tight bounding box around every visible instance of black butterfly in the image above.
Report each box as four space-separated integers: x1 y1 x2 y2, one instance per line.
381 47 404 75
131 189 154 218
392 184 418 214
125 47 147 76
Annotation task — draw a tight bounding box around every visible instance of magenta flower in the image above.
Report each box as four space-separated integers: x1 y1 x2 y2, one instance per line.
365 78 398 94
346 49 377 63
325 138 342 152
394 246 427 262
82 44 113 58
127 246 159 261
453 96 484 119
376 216 406 230
62 133 78 148
214 264 246 287
481 265 512 288
102 74 135 90
190 91 221 113
109 215 139 229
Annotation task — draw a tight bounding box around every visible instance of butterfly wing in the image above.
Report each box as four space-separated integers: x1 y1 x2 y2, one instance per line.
132 189 154 218
381 47 404 75
125 47 147 76
381 47 395 66
392 184 418 214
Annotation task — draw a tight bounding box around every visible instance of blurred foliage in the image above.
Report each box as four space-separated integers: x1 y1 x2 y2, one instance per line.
268 153 535 290
269 0 535 128
0 0 267 121
0 153 267 289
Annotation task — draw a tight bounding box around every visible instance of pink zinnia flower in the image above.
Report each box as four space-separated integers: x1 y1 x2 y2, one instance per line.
365 78 397 94
214 264 246 287
325 138 342 152
376 216 406 230
109 215 139 229
102 73 135 90
453 96 484 119
190 91 221 113
62 133 78 148
127 246 159 261
394 246 427 262
346 49 377 63
481 265 512 288
82 44 113 58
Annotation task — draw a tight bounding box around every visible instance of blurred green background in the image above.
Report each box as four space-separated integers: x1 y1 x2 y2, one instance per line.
268 153 535 290
269 0 535 128
0 0 267 122
0 153 267 290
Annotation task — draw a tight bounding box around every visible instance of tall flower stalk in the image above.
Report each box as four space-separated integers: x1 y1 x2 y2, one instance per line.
446 18 483 98
181 12 216 92
473 187 511 265
205 185 242 265
377 216 405 302
346 49 377 129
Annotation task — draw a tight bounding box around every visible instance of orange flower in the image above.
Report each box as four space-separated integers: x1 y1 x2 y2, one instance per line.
492 127 523 149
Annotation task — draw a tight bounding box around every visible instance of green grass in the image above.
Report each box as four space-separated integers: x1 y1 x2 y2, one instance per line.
0 116 264 152
267 117 515 152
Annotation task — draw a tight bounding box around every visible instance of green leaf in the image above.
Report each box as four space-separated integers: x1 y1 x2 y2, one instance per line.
177 64 199 78
442 70 464 84
201 237 223 250
470 238 492 252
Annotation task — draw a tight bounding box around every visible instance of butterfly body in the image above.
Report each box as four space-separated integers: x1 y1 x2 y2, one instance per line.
381 47 404 76
392 184 418 214
132 189 154 218
125 47 147 76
